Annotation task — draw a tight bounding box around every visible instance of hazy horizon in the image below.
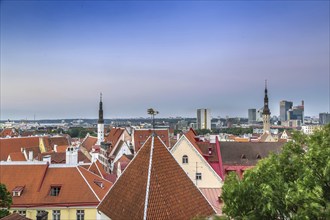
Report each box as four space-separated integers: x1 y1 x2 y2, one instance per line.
1 1 329 120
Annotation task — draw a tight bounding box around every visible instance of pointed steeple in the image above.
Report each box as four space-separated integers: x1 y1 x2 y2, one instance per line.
98 93 104 124
263 80 271 115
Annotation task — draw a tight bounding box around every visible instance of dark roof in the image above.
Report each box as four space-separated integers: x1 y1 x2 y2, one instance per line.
1 213 32 220
219 142 284 166
98 135 215 219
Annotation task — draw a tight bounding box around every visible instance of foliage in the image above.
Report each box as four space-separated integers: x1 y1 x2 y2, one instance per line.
217 127 253 136
221 124 330 219
65 127 96 138
195 129 212 135
0 183 12 218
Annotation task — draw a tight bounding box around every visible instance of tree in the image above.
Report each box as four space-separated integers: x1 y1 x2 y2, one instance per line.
0 183 12 218
221 124 330 219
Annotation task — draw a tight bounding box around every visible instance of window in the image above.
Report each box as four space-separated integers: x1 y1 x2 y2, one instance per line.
196 173 202 180
94 180 104 188
53 210 60 220
182 155 188 164
12 186 25 197
50 186 61 196
18 210 26 217
76 210 85 220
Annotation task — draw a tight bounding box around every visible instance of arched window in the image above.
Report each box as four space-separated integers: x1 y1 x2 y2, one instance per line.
182 155 188 164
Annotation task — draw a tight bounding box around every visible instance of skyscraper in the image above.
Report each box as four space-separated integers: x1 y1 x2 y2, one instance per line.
248 109 256 124
197 109 211 130
279 100 293 122
96 93 105 145
319 112 330 125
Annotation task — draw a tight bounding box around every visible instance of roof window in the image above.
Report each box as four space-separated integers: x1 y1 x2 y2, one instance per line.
50 186 61 196
256 154 262 159
12 186 25 197
94 179 104 188
241 154 246 159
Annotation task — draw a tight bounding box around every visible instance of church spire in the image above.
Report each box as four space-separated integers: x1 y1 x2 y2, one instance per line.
98 93 104 124
263 80 271 115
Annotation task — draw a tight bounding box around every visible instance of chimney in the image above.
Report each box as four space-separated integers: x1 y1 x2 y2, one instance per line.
66 146 78 165
54 145 58 152
117 161 122 177
177 133 180 140
28 151 33 161
43 155 51 164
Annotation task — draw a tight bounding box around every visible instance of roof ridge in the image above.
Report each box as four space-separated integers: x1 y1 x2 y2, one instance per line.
143 135 155 220
76 166 100 201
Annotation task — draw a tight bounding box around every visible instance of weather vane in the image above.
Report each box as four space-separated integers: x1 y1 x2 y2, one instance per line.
147 108 159 130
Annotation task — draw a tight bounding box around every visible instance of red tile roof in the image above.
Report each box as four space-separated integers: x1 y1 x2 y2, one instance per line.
41 136 70 152
0 128 18 138
0 163 112 207
200 188 223 214
133 129 170 152
105 128 124 147
0 137 39 161
81 136 97 152
88 160 107 178
98 135 215 219
8 152 26 161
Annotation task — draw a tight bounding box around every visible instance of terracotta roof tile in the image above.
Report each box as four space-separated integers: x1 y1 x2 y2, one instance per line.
81 136 97 152
200 188 223 214
88 160 107 178
41 136 70 152
105 128 124 146
0 137 39 161
98 135 215 219
0 163 111 207
8 152 26 161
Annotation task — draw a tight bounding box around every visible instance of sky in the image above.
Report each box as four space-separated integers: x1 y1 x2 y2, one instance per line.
1 1 329 120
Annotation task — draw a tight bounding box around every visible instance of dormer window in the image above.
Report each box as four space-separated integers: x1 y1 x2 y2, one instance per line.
241 154 246 159
94 179 104 188
256 154 262 159
208 147 212 155
12 186 25 197
50 186 61 196
182 155 188 164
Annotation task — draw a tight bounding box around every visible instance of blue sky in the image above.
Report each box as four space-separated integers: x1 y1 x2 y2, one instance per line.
1 1 329 120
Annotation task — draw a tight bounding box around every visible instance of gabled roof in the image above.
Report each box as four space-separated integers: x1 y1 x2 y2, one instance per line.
0 163 112 207
81 135 97 152
88 160 107 178
105 128 124 147
41 136 70 152
133 129 170 152
183 129 204 155
0 128 18 138
112 154 132 176
98 135 215 219
0 137 39 161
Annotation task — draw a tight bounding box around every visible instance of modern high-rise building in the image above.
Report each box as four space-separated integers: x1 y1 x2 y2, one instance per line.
287 101 304 124
248 109 256 124
197 109 211 130
319 112 330 125
279 100 293 122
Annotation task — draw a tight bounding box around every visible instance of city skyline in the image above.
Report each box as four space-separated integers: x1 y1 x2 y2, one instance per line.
1 1 329 120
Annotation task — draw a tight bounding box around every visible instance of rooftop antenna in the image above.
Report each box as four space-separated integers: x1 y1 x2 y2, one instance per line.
147 108 159 132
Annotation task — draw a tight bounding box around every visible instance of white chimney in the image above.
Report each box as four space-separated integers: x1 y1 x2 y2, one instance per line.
43 155 51 164
28 151 33 161
54 145 58 152
117 161 122 177
91 153 98 163
177 133 180 140
66 146 78 165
